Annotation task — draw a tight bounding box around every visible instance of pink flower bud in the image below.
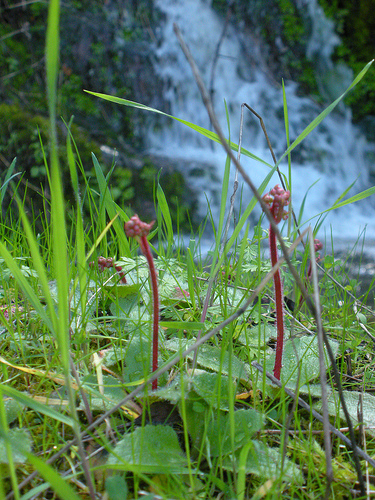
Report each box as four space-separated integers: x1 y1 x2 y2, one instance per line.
124 215 155 238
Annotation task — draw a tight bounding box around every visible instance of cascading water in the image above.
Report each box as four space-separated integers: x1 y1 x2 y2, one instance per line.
147 0 375 251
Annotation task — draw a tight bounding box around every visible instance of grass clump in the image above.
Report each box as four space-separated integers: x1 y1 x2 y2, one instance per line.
1 2 375 499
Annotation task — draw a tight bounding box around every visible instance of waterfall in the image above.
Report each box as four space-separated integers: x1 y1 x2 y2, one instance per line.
146 0 375 250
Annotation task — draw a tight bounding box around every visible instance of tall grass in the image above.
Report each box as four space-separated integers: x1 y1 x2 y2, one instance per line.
0 3 375 499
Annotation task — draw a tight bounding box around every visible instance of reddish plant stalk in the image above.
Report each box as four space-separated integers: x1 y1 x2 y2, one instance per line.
269 227 284 380
138 235 159 390
263 185 290 380
124 215 159 390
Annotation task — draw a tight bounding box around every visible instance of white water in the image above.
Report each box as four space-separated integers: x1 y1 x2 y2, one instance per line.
148 0 375 252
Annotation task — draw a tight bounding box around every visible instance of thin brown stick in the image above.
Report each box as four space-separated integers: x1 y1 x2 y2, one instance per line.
173 23 313 311
172 23 365 496
242 103 302 238
251 361 375 468
308 228 333 497
8 234 303 498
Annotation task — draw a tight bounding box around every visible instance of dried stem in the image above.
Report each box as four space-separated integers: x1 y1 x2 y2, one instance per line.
173 23 365 495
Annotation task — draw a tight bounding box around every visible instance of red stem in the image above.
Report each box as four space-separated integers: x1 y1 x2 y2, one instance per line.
139 235 159 390
269 225 284 380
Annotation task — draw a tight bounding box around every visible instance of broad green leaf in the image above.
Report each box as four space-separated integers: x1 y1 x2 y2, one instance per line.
234 440 302 482
103 283 141 298
3 398 25 425
105 475 128 500
0 428 31 464
266 335 339 386
207 409 264 457
159 321 205 330
323 390 375 438
191 372 235 410
107 425 186 472
79 375 128 413
165 339 249 381
122 337 151 384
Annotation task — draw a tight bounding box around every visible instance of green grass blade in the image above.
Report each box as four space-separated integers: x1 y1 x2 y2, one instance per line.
0 241 54 331
156 181 174 257
0 386 74 426
66 125 87 318
0 397 19 499
301 183 375 227
24 454 82 500
84 91 273 169
0 158 19 209
277 60 374 166
45 0 60 125
91 153 130 256
329 185 375 210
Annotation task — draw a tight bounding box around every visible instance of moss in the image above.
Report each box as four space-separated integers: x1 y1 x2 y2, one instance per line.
318 0 375 122
130 160 198 232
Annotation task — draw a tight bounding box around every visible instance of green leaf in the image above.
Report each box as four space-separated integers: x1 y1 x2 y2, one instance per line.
3 398 25 426
107 425 187 472
0 428 31 464
84 91 272 168
266 336 339 386
103 283 141 298
323 390 375 438
165 339 249 381
0 242 55 332
159 321 205 330
191 372 235 410
122 337 151 384
207 409 264 457
0 386 74 427
277 60 374 166
79 375 127 412
105 475 128 500
234 440 302 482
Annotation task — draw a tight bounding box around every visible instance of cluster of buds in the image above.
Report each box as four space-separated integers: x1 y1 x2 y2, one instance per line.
306 238 323 280
262 184 290 223
0 305 22 321
125 216 155 242
89 256 127 284
313 238 323 259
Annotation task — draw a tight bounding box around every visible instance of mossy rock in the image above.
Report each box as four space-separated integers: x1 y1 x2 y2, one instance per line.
317 0 375 122
0 103 197 234
0 103 102 178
